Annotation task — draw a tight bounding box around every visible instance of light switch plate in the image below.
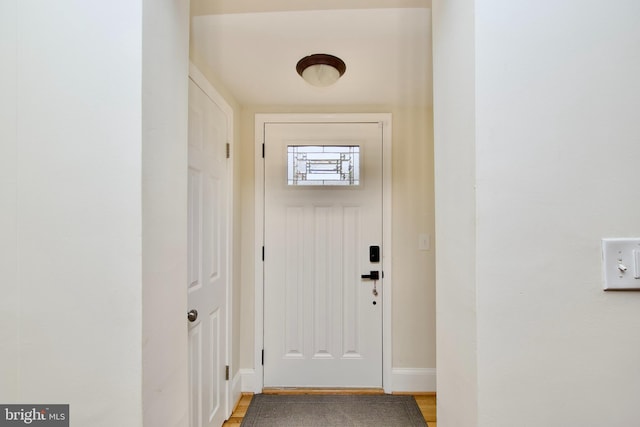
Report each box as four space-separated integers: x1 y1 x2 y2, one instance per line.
418 233 430 251
602 238 640 290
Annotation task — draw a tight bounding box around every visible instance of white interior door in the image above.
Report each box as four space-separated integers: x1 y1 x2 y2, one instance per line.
263 121 384 388
187 77 228 427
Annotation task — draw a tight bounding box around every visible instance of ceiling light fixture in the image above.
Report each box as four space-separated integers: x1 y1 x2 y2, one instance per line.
296 54 346 87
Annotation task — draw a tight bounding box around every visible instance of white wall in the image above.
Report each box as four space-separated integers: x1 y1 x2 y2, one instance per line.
474 1 640 425
0 0 20 401
141 0 190 426
432 0 478 425
434 0 640 426
0 2 192 425
391 107 436 371
0 1 144 425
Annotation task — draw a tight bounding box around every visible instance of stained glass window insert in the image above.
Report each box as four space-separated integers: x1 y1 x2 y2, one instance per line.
287 145 360 186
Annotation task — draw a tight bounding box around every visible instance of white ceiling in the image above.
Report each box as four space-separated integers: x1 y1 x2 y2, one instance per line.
190 7 432 107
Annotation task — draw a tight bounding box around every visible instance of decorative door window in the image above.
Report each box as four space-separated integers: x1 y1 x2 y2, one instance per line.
287 145 360 186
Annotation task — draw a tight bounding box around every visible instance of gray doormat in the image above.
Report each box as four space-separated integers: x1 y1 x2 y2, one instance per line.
241 394 428 426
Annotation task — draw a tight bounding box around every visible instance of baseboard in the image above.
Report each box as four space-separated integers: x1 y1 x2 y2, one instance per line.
229 370 242 416
240 367 435 393
391 368 436 392
240 368 260 393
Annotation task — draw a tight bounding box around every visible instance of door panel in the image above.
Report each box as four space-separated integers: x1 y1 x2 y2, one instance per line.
263 122 383 388
188 78 228 427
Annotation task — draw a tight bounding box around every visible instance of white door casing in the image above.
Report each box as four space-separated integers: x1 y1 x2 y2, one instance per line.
256 114 392 390
187 66 233 427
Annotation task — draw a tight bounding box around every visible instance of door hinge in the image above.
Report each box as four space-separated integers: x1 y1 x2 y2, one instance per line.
262 143 265 158
261 349 264 366
262 246 265 261
226 143 230 159
225 365 230 381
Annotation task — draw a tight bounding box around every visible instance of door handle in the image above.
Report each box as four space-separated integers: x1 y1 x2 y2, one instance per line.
361 271 380 281
187 309 198 322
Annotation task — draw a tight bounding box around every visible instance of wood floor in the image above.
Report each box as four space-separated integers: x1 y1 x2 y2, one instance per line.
222 390 437 426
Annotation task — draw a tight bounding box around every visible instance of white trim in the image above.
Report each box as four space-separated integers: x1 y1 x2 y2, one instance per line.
254 113 393 392
391 368 437 392
188 62 235 417
381 115 393 394
230 370 242 410
254 116 265 393
239 368 259 393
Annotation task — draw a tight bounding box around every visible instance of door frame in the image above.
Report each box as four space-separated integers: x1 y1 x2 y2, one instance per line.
188 62 237 420
253 113 393 393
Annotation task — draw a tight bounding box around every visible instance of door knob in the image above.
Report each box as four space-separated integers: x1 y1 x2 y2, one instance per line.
187 309 198 322
361 271 380 280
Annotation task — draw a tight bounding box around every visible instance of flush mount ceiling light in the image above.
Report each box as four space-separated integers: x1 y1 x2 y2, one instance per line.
296 54 346 87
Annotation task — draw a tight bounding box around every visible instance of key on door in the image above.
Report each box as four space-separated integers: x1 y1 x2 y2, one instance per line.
361 271 380 297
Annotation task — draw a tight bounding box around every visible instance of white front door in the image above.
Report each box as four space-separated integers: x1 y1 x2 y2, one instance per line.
187 77 228 427
263 121 384 388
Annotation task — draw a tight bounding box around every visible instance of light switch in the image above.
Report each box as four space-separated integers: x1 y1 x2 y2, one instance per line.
602 238 640 290
418 233 430 251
